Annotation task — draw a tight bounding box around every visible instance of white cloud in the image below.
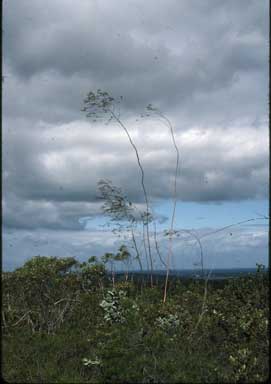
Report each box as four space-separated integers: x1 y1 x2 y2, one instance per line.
3 0 268 269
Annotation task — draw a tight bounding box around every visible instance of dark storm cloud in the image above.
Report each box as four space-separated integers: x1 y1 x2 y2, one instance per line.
3 0 268 119
3 0 268 233
3 193 101 230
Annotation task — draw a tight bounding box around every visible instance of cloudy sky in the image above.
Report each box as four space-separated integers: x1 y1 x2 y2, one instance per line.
3 0 269 271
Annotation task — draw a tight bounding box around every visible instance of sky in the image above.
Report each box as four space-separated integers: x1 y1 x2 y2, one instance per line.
2 0 269 271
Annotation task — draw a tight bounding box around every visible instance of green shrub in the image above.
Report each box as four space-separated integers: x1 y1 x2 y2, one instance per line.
2 257 269 383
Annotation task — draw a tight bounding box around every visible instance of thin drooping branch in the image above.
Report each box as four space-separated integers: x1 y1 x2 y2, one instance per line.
171 216 269 279
198 217 269 240
182 229 204 278
162 228 211 340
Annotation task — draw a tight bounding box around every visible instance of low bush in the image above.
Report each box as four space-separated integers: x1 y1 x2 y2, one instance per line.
2 257 269 383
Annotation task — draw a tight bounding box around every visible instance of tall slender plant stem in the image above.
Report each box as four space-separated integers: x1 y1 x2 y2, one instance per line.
155 113 180 303
153 220 167 268
131 225 143 272
142 221 150 274
110 110 154 286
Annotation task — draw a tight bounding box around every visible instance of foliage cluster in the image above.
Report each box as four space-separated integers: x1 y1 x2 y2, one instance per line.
2 256 269 383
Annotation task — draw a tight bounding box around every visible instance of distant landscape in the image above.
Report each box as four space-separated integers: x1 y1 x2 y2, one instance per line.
117 267 263 279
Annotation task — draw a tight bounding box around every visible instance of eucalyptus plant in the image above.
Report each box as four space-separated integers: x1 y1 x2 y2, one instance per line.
82 90 154 285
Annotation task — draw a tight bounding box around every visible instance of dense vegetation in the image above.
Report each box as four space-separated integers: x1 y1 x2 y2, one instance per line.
2 256 269 383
